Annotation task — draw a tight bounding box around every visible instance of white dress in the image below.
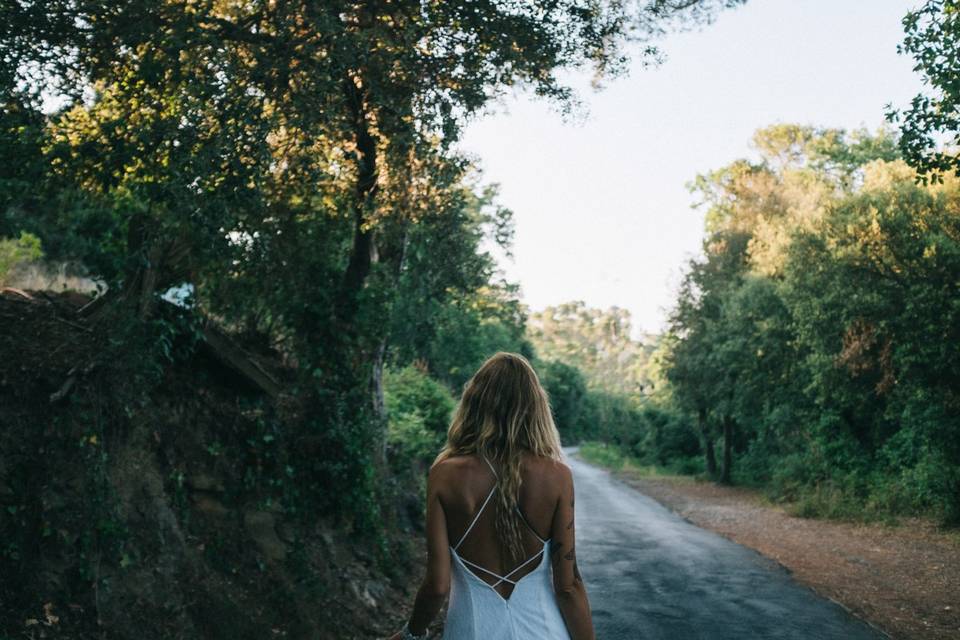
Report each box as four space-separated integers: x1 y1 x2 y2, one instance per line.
442 458 572 640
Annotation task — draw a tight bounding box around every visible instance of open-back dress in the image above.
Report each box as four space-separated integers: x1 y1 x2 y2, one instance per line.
443 456 571 639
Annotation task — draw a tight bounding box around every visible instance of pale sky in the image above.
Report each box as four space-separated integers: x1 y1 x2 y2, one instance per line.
458 0 926 337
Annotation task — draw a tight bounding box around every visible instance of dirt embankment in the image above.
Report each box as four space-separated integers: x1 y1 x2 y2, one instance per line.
0 288 421 639
613 471 959 640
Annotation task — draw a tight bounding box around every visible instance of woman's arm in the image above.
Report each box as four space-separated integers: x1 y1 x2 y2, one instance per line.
550 462 595 640
395 463 451 637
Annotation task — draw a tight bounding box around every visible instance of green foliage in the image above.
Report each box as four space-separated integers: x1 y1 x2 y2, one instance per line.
526 299 703 470
579 441 704 477
529 302 654 394
537 357 649 447
631 406 701 468
538 360 589 443
0 230 42 283
385 366 455 437
888 0 960 181
662 125 960 525
537 350 702 468
0 0 748 543
578 442 627 471
384 365 455 473
386 182 534 391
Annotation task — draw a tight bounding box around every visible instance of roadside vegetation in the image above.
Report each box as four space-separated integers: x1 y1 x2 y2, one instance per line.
1 0 958 637
0 1 745 636
558 122 960 528
578 442 699 481
538 0 960 529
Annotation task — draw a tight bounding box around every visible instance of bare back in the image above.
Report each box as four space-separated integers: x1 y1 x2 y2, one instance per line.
435 452 566 599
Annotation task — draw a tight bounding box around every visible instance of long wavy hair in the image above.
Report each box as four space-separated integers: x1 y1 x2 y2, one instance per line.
434 352 563 565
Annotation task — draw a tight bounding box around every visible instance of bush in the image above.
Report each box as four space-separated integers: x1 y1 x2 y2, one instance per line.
666 455 705 475
538 360 589 443
580 441 704 478
632 406 700 466
384 365 455 472
578 441 626 470
581 391 646 448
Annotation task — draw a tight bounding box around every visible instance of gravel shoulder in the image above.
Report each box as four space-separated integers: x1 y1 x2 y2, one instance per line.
610 469 960 640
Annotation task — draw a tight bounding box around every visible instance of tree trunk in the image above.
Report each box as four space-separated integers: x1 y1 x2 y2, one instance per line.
705 438 718 479
336 72 388 468
369 217 413 461
336 73 379 324
370 338 387 463
698 407 717 478
720 414 733 484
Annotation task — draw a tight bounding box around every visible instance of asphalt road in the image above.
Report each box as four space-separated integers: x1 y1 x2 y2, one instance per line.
567 449 887 640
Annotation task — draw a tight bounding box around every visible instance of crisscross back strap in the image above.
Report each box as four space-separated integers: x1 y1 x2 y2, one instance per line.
491 547 545 588
457 546 544 588
515 506 547 543
453 456 498 551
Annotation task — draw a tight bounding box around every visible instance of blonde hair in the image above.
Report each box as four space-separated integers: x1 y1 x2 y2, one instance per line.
434 352 563 564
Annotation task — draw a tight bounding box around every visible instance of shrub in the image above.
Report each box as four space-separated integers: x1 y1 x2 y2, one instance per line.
578 441 626 470
384 365 455 472
538 360 589 443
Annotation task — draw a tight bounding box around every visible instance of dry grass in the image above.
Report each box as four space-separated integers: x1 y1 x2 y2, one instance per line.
2 260 103 295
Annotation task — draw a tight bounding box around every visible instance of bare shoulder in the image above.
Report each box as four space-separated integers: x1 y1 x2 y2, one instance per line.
522 453 573 485
428 455 476 491
429 456 461 482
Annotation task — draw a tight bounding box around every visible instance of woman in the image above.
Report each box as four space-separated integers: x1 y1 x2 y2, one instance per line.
389 352 595 640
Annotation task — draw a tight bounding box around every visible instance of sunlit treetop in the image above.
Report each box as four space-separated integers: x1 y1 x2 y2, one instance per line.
4 1 744 139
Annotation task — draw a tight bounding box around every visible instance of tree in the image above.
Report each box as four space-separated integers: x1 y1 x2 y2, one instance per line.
538 360 589 443
782 161 960 519
664 230 750 481
662 124 960 522
1 0 747 511
386 180 528 388
528 302 653 395
888 0 960 181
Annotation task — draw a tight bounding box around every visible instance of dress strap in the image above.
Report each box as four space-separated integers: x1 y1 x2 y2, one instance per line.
458 557 519 586
453 456 499 551
457 546 546 589
454 484 496 551
515 506 547 543
481 455 497 478
489 547 545 588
